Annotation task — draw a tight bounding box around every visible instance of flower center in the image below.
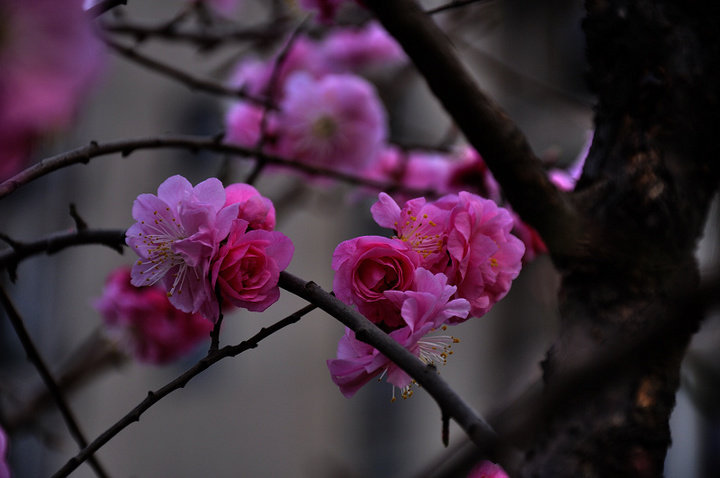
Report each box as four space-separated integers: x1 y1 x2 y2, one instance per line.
311 115 338 139
394 209 444 258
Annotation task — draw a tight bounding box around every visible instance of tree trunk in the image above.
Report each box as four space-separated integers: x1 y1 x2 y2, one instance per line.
520 1 720 476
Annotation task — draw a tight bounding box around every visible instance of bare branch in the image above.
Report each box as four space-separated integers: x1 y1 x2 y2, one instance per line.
363 0 582 258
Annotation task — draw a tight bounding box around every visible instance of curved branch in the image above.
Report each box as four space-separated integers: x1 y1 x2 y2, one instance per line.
0 135 432 201
363 0 582 258
50 302 316 478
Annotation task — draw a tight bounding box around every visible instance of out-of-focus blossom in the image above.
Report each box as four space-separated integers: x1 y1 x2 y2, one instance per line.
275 73 386 174
126 175 238 321
224 183 276 231
332 235 420 328
211 219 294 312
328 268 468 397
0 0 105 179
95 268 213 364
320 21 406 73
224 102 268 149
0 425 8 478
511 211 548 263
467 460 510 478
448 146 502 202
548 131 591 191
445 192 525 320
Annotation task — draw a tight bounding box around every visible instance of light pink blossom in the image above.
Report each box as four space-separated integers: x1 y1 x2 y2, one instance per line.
210 219 294 312
467 461 510 478
125 175 238 321
328 268 468 397
445 192 525 320
320 21 406 73
224 183 276 231
0 0 105 179
95 267 213 364
275 73 387 175
332 235 420 328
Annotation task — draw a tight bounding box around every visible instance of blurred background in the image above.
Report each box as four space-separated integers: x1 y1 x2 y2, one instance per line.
1 0 718 476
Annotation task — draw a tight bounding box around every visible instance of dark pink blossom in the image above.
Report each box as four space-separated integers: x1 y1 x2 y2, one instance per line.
211 219 294 312
94 268 213 364
332 235 420 328
276 73 387 175
466 461 510 478
0 0 105 179
445 192 525 320
224 183 276 231
447 146 502 202
327 268 469 397
126 175 239 321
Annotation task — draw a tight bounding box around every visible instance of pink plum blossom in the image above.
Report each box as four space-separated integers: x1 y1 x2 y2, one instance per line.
125 175 239 321
275 73 387 175
328 268 469 397
210 219 294 312
332 235 420 328
95 267 213 364
467 461 510 478
445 192 525 320
224 183 276 231
511 210 548 263
320 21 406 73
224 102 268 149
448 146 502 202
0 0 105 179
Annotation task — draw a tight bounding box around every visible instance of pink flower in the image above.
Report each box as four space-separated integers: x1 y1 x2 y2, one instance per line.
210 219 294 312
224 102 267 148
224 183 276 231
448 146 502 202
0 0 105 179
332 235 420 328
125 175 239 321
445 192 525 320
548 132 590 191
510 211 548 263
320 22 406 73
275 73 387 175
328 268 468 397
467 461 509 478
95 268 213 364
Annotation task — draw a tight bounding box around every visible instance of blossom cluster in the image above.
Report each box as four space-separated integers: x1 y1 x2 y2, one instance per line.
125 175 293 324
0 0 104 180
327 192 525 397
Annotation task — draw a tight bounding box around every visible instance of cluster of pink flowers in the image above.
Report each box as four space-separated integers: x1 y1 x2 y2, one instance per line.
95 268 213 364
224 21 405 177
1 0 105 180
327 192 525 397
125 175 293 323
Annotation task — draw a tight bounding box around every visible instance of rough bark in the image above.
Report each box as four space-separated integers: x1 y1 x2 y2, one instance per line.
521 1 720 476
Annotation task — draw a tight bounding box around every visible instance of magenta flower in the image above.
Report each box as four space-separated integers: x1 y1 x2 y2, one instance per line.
0 0 105 179
95 268 213 364
276 73 387 175
210 219 294 312
224 102 268 149
466 461 510 478
445 192 525 320
125 175 239 321
328 268 469 397
332 235 420 328
224 183 276 231
320 22 406 73
448 146 502 202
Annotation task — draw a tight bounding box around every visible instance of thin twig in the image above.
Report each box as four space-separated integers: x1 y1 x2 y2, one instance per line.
103 37 273 107
426 0 491 15
0 285 111 478
50 302 316 478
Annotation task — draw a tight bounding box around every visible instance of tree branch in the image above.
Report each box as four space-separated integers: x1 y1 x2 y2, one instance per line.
362 0 582 259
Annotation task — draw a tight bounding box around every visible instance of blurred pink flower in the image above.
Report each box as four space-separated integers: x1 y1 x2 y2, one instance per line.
95 268 213 364
224 102 268 148
448 146 502 202
125 175 238 321
320 21 406 73
445 192 525 320
276 73 387 175
0 425 8 478
224 183 276 231
332 235 420 328
467 461 509 478
0 0 105 179
510 211 548 263
328 268 468 397
211 219 294 312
